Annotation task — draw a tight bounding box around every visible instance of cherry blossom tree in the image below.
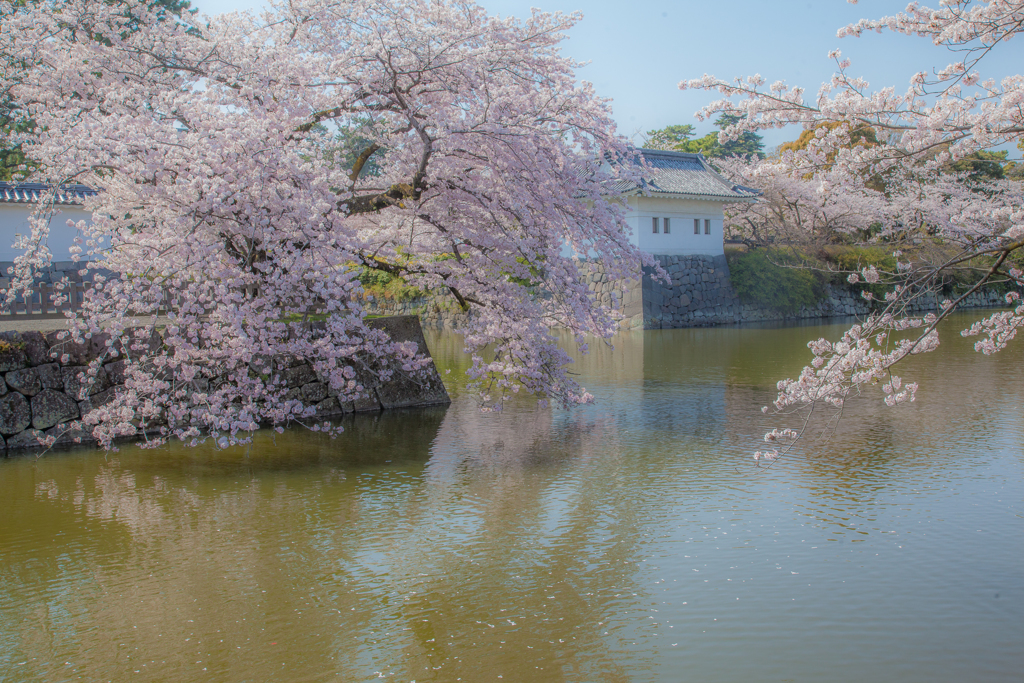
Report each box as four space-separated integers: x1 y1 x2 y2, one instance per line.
714 156 884 249
681 0 1024 462
0 0 652 448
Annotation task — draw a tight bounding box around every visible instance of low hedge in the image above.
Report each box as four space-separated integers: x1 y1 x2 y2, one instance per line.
725 248 829 314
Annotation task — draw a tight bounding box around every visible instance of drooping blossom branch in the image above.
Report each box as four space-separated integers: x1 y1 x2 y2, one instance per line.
0 0 652 448
682 1 1024 174
678 1 1024 463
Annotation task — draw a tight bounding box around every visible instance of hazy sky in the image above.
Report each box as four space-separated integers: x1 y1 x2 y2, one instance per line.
190 0 1017 150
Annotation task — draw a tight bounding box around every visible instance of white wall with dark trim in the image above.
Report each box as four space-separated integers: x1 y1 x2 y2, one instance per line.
0 204 91 262
625 196 725 257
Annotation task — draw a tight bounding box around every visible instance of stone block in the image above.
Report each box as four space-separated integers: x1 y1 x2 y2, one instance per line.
0 344 28 373
351 390 382 412
36 362 63 390
314 397 343 417
0 392 31 435
301 381 328 404
31 389 80 429
5 367 41 397
6 429 46 450
104 359 127 385
283 364 317 388
21 331 50 366
62 365 112 401
365 314 432 356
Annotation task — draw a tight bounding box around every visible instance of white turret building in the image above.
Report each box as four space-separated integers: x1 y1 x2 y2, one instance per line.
620 149 758 256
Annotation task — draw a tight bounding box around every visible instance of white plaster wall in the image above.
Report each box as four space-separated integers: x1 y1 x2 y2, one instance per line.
629 196 725 256
624 202 641 249
0 204 91 262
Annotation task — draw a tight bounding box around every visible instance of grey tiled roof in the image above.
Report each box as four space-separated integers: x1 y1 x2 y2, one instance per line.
0 182 97 205
619 149 760 201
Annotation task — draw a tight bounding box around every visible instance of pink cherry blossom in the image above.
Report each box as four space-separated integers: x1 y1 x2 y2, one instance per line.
0 0 652 448
683 1 1024 463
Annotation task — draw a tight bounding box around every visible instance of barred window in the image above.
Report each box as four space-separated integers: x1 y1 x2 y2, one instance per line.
652 217 659 234
704 219 711 235
693 219 700 235
663 218 670 234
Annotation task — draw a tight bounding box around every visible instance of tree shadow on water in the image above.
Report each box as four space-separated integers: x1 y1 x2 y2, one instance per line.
2 405 450 479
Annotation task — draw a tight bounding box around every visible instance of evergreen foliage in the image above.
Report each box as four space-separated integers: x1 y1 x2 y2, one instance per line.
644 115 764 159
644 124 695 150
674 115 765 159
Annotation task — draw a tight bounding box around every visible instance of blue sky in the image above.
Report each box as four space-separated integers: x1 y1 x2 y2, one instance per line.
191 0 1018 150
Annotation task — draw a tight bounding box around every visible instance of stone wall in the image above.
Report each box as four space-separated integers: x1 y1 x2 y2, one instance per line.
638 254 1009 328
642 254 738 328
364 266 645 332
0 315 450 455
363 255 1013 331
578 262 644 330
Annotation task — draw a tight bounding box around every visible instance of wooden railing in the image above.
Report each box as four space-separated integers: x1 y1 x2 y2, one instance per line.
0 283 330 321
0 281 92 319
0 282 189 319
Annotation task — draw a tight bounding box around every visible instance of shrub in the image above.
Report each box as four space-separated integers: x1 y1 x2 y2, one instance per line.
823 245 897 302
357 268 426 302
727 249 828 314
825 245 1023 299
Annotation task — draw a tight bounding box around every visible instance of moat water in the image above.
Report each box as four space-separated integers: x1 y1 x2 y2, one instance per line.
1 312 1021 682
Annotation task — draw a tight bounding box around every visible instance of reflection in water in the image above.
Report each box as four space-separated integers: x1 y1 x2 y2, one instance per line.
0 313 1022 682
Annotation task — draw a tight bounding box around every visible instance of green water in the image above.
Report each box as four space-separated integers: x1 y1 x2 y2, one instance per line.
1 313 1021 682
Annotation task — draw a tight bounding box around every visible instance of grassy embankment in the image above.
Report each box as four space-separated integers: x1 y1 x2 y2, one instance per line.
724 244 1023 314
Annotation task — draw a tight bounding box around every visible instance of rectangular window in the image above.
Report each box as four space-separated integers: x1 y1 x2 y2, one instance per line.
652 217 659 234
663 217 670 234
705 219 711 235
693 219 700 235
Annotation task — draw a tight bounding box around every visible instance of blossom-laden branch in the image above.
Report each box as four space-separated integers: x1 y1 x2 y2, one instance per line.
677 1 1024 464
681 1 1024 175
0 0 653 448
736 161 1024 467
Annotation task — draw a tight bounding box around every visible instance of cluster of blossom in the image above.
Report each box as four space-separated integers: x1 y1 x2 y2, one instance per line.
773 314 928 412
753 427 798 463
719 155 1022 249
713 156 886 247
961 294 1024 354
0 0 651 447
740 168 1023 459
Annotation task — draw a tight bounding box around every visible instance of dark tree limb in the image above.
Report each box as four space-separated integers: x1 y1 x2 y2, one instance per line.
349 143 380 182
